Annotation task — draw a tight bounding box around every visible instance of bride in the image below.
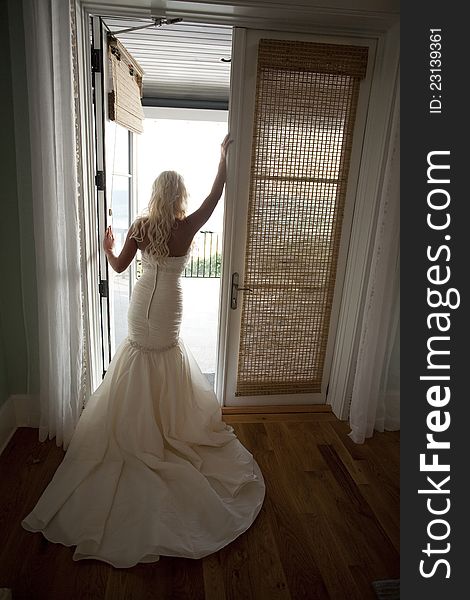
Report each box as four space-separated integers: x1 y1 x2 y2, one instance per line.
21 135 265 568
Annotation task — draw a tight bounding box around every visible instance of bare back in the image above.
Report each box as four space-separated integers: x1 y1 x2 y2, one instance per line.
135 218 196 257
105 139 228 274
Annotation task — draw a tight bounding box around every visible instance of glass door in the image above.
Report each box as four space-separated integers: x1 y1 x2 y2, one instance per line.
106 121 135 352
106 121 135 354
91 15 111 373
91 16 137 368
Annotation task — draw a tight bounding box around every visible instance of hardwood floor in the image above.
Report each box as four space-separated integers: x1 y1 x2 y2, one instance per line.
0 415 399 600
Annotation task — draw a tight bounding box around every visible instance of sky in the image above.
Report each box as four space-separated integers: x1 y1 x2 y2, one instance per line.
136 114 228 233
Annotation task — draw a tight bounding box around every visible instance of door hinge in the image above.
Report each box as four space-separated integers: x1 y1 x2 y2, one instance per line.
95 170 105 190
91 47 102 73
98 279 108 298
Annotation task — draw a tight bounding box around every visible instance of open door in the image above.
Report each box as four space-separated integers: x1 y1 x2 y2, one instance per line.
91 16 112 374
91 16 139 372
221 29 375 407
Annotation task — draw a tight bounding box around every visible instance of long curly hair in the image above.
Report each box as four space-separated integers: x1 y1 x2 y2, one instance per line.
131 171 188 259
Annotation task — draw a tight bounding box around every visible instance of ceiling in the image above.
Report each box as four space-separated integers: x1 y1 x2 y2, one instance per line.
102 17 233 106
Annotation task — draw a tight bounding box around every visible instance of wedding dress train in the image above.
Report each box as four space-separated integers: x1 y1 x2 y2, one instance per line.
21 253 265 568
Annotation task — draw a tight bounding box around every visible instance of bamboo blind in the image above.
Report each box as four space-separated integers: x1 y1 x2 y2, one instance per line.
236 39 368 396
107 36 145 134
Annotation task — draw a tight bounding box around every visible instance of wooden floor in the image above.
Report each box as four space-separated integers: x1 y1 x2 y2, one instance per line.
0 414 399 600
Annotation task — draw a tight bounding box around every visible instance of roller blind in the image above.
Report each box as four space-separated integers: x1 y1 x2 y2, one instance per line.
107 36 145 134
236 39 368 397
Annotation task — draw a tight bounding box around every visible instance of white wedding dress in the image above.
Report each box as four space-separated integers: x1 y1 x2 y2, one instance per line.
21 252 265 568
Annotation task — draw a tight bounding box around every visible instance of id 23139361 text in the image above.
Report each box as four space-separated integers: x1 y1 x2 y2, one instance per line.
429 29 442 114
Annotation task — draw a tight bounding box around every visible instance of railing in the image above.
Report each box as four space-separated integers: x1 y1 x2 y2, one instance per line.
135 230 222 279
183 231 221 278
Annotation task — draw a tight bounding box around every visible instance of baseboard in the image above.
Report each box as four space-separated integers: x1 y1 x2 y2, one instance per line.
222 404 332 415
0 394 40 456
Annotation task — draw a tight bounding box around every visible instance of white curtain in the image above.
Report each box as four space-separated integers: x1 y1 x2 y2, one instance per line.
348 80 400 444
23 0 87 449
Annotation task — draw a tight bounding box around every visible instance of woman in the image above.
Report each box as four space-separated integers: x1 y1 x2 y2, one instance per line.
21 135 265 568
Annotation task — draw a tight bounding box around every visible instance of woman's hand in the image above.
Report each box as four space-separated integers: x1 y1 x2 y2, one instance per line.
220 134 232 161
103 225 115 254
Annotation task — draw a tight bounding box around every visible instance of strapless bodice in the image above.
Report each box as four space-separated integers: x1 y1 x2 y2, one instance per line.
127 253 189 351
140 252 189 274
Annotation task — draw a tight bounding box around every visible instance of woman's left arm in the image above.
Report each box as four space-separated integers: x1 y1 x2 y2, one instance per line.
103 226 138 273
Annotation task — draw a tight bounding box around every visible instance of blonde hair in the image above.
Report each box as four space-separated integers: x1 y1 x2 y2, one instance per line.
131 171 188 259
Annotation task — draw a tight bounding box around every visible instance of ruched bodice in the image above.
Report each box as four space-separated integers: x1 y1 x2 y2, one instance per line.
127 253 188 351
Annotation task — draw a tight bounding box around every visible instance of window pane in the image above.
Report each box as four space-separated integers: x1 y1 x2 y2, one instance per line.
111 174 130 349
106 122 130 176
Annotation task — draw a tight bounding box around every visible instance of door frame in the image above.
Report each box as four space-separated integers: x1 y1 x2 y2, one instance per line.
77 2 399 418
76 11 140 387
74 5 105 392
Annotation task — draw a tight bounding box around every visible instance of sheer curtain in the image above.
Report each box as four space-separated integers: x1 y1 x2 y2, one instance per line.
348 80 400 444
23 0 87 449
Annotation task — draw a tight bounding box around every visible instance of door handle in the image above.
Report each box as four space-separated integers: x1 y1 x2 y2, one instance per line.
231 272 253 309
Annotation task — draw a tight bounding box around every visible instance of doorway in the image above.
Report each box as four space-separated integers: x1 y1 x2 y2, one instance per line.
91 16 232 387
88 15 377 408
110 106 229 387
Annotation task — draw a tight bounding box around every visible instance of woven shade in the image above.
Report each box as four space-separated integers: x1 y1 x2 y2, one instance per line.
107 36 145 134
236 39 368 397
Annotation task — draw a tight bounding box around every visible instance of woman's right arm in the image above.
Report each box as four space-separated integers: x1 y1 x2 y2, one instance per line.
103 225 138 273
184 135 232 236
